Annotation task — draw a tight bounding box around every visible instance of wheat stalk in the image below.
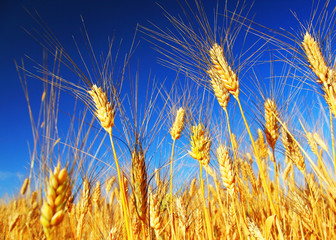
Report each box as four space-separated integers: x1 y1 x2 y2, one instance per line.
302 32 336 176
88 84 131 239
169 107 186 231
189 123 213 239
208 43 277 216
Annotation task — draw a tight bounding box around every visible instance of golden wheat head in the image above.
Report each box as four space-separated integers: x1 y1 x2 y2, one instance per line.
208 43 239 98
208 67 231 110
88 84 115 134
189 124 211 165
264 99 280 150
217 144 235 195
170 107 186 140
302 32 329 84
40 162 69 239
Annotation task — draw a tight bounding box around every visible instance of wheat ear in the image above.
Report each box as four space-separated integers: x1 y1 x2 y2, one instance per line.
93 181 101 208
170 107 186 140
77 178 91 239
306 132 319 156
208 43 239 98
189 124 211 166
247 218 265 240
302 32 329 85
88 84 115 134
217 144 235 195
207 68 230 110
208 43 277 216
149 188 163 239
264 99 280 151
40 162 69 239
302 33 336 173
282 128 306 174
20 178 30 195
176 197 188 238
131 149 148 227
256 129 268 159
189 123 213 239
88 85 131 239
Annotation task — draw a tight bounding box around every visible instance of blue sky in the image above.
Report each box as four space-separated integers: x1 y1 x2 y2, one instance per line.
0 0 329 197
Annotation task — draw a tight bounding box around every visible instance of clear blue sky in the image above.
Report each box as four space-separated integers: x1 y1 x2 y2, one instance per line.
0 0 324 197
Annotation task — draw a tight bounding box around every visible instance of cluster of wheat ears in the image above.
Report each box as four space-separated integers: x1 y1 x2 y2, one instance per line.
2 0 336 239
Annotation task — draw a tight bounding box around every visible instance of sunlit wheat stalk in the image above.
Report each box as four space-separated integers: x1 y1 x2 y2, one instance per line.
208 43 277 216
264 98 281 216
169 107 185 236
88 84 132 240
302 32 336 178
189 123 213 240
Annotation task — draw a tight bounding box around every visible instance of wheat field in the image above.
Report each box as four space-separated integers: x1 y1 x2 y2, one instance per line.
2 0 336 239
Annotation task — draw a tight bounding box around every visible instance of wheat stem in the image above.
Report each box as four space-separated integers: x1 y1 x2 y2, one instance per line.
169 139 176 238
272 150 281 217
109 133 132 240
236 97 276 215
330 111 336 179
199 162 213 240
